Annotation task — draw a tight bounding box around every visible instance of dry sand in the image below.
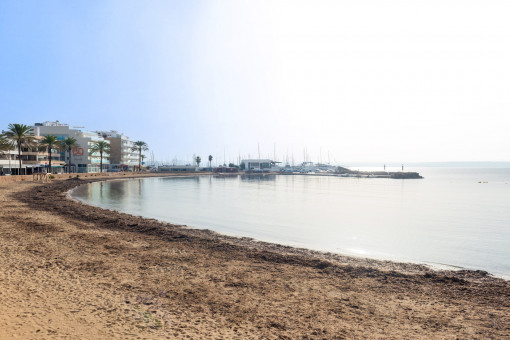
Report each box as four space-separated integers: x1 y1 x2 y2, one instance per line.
0 174 508 339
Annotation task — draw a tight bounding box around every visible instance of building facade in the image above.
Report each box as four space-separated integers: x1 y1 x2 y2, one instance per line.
21 135 66 173
240 159 274 171
0 134 65 175
1 121 144 175
33 121 110 173
96 131 139 171
0 149 17 175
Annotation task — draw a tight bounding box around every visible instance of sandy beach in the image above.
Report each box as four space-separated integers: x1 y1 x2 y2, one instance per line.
0 174 508 339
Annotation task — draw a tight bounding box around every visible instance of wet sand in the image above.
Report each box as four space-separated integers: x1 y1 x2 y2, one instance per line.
0 174 508 339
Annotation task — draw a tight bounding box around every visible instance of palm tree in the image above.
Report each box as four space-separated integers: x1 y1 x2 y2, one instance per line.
3 124 35 175
39 135 60 174
0 135 12 153
90 141 110 173
60 137 78 173
195 156 201 167
132 141 148 172
208 155 213 168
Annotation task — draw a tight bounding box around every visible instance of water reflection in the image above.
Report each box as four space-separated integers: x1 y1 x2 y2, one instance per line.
240 174 276 182
107 181 127 201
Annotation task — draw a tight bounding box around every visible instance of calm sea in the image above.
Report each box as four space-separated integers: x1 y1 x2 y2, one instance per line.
71 168 510 277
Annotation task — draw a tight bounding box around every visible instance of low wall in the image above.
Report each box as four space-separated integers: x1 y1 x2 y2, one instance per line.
0 172 141 184
0 171 210 184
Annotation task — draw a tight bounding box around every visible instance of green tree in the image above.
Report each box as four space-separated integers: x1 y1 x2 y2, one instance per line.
60 137 79 173
90 141 111 173
39 135 60 174
195 156 201 167
3 124 35 175
208 155 213 168
132 141 148 172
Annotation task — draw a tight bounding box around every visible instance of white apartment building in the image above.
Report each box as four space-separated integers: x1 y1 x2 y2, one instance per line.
0 138 66 175
33 121 110 173
96 130 139 171
0 149 17 175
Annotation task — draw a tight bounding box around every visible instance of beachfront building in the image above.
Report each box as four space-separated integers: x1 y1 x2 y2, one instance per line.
74 131 110 173
21 135 66 174
0 148 17 175
240 159 274 171
33 121 110 173
96 130 139 171
20 149 66 174
0 134 66 175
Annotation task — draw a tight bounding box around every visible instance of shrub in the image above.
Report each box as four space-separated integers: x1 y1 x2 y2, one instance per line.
49 175 55 179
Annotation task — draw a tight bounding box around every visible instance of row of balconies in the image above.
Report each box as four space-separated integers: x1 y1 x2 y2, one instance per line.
1 152 64 162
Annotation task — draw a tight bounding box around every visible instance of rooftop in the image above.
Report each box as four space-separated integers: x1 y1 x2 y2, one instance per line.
34 120 69 127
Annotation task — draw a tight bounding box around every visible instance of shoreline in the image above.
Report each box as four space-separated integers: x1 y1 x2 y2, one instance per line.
65 175 444 278
1 173 509 338
69 174 505 280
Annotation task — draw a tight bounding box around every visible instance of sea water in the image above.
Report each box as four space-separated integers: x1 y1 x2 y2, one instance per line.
71 168 510 277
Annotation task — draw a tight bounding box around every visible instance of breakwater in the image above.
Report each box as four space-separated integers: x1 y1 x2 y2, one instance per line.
275 170 423 179
351 171 422 179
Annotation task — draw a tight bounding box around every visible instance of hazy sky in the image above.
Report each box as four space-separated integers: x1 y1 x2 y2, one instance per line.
1 1 509 164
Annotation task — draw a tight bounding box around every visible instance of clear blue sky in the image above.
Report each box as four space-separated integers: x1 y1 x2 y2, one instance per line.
1 1 509 164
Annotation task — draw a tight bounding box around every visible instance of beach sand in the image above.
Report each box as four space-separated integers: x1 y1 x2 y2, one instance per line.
0 174 508 339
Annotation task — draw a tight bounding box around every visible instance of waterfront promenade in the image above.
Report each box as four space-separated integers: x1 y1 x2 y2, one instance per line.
0 173 508 338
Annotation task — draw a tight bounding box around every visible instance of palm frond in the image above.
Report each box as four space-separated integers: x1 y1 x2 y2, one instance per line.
39 135 62 152
90 141 111 154
3 123 36 148
131 140 149 152
0 135 14 153
60 137 79 150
